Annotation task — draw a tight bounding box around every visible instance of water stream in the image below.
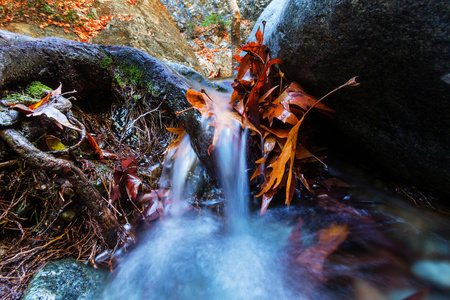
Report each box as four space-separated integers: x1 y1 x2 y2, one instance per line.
101 88 450 299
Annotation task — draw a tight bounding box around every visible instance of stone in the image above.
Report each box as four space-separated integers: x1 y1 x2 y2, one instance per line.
250 0 450 197
91 0 201 72
23 258 108 300
412 260 450 290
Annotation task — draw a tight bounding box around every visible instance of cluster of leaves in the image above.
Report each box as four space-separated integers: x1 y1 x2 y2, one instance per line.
109 155 172 222
234 26 358 213
180 24 358 214
0 0 133 42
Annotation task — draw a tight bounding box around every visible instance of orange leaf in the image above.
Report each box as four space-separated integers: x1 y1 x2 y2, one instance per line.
28 92 50 110
260 125 289 139
263 101 298 126
166 127 186 151
185 89 212 116
257 119 302 197
86 132 104 159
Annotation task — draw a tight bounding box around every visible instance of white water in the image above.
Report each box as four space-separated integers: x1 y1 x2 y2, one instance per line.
102 122 313 299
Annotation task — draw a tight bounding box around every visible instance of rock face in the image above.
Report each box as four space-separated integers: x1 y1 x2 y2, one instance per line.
91 0 201 71
251 0 450 197
0 0 201 72
23 258 107 300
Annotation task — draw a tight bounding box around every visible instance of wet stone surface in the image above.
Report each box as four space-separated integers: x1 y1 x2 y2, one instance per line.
23 258 108 300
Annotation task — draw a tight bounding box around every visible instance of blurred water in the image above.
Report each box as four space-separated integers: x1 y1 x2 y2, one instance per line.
102 89 450 299
101 211 312 300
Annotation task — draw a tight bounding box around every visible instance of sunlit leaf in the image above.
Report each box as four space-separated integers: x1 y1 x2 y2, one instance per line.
126 173 142 201
28 92 50 110
44 135 67 151
263 101 298 126
185 89 212 117
166 127 186 151
278 82 335 113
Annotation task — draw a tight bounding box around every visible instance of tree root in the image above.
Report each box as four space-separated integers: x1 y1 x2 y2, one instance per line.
0 128 126 248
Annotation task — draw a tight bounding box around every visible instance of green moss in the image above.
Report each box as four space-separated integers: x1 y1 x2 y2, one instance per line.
99 55 113 69
119 62 143 86
25 81 51 99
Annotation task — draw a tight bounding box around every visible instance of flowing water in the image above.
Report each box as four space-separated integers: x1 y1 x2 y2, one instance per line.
102 89 450 299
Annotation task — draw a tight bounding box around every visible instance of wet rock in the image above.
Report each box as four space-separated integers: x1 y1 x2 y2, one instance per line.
251 0 450 198
23 258 108 300
412 260 450 290
0 103 20 126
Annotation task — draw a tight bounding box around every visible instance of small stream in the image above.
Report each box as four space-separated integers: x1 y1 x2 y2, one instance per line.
101 86 450 299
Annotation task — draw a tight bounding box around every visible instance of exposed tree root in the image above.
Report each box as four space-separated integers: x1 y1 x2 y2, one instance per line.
0 128 126 248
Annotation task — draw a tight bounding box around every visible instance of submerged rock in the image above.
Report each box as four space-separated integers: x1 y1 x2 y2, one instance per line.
251 0 450 197
23 258 108 300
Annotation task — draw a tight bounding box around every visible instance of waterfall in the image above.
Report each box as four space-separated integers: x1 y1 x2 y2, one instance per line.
216 126 250 232
101 90 307 300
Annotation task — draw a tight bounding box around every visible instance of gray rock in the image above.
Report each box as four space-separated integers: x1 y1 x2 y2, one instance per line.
0 103 20 126
23 258 108 300
412 260 450 290
251 0 450 197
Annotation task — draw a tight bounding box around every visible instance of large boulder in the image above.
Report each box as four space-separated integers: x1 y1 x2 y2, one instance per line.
251 0 450 197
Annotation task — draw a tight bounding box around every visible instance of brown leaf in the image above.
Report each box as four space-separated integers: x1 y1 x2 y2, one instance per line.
296 224 348 281
263 101 298 126
110 184 121 203
101 150 119 160
295 144 314 160
260 187 278 215
278 82 335 114
260 125 289 139
256 119 302 202
7 103 34 114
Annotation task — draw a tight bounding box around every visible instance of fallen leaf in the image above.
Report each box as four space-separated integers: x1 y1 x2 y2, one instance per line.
31 105 80 131
86 132 104 159
44 135 67 151
296 223 349 281
28 92 51 110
